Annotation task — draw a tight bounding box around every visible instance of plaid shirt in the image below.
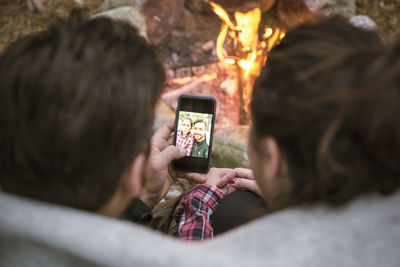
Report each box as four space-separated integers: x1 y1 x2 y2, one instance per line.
174 184 224 240
176 130 194 156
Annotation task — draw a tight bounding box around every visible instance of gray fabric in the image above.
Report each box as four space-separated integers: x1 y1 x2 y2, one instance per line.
0 191 399 267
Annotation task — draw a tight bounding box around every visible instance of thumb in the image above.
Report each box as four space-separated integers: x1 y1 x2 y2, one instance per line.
155 145 186 167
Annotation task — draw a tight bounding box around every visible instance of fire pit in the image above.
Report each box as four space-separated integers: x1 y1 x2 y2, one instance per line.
160 0 313 130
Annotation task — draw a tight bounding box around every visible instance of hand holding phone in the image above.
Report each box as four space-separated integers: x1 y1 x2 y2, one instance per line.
172 94 216 173
142 120 206 206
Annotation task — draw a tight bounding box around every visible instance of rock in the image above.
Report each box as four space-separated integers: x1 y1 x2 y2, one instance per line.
304 0 356 18
28 0 45 12
153 99 175 132
350 15 378 31
220 78 236 98
93 6 148 39
212 126 250 168
103 0 147 10
180 8 199 32
185 0 209 14
277 0 316 29
165 184 183 199
143 0 185 46
200 40 215 52
209 0 276 13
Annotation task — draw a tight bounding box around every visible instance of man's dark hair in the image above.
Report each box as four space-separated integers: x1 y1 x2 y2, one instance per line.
193 119 206 128
0 10 165 211
251 16 400 206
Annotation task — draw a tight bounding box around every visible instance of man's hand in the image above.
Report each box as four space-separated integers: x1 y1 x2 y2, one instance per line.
140 121 206 207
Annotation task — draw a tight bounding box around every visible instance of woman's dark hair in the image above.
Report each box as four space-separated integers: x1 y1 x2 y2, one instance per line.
0 10 165 211
251 16 400 206
182 117 193 127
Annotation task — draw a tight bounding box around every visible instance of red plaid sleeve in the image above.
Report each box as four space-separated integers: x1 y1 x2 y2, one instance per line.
176 131 194 156
174 184 224 240
185 133 194 156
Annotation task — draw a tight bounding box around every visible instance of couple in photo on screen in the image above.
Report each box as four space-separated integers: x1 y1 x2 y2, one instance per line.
176 117 209 158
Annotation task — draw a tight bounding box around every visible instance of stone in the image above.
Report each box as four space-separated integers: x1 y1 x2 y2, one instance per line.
200 40 215 52
220 78 236 98
153 99 175 132
180 8 199 32
103 0 147 10
277 0 316 29
212 126 250 169
28 0 45 12
304 0 356 18
350 15 378 31
143 0 185 46
93 6 148 40
185 0 209 14
210 0 277 13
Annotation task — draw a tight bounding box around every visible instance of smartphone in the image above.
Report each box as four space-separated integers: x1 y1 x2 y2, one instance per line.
172 94 216 173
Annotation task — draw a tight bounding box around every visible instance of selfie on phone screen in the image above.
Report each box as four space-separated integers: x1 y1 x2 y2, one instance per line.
176 112 213 158
172 94 216 173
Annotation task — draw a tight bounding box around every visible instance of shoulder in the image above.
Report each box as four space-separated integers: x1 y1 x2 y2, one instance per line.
0 192 238 266
212 192 400 266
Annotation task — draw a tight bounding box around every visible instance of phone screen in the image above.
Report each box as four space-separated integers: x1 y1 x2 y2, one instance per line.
172 94 216 173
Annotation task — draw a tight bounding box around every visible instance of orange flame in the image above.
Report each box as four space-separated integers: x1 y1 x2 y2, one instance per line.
210 1 285 120
210 1 285 79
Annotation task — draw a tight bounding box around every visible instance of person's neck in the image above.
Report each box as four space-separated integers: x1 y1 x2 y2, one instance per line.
98 186 133 218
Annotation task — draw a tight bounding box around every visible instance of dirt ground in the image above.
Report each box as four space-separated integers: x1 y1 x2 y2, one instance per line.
0 0 399 53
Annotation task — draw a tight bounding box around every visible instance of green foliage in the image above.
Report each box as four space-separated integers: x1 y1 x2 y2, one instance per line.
178 111 212 131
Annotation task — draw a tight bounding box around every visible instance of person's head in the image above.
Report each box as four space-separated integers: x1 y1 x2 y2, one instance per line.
181 117 193 136
249 16 400 209
192 120 206 142
0 10 165 216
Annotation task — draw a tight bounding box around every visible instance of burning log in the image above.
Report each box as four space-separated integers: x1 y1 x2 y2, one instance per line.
209 1 285 125
236 65 249 125
160 0 317 128
207 0 276 13
162 73 218 110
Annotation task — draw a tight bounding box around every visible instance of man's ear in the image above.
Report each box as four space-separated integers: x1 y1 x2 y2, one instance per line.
122 153 146 198
98 153 146 218
255 137 291 209
261 137 283 180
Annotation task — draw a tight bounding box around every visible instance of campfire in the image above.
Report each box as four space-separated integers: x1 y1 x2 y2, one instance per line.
161 0 315 129
209 1 285 124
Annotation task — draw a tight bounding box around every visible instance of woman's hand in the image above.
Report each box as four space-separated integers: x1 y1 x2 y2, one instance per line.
202 168 231 194
217 168 262 196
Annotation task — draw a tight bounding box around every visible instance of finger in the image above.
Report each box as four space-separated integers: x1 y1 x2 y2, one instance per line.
217 171 235 188
209 167 231 177
233 168 254 180
167 136 173 146
231 178 262 196
226 184 238 195
176 171 206 183
151 120 175 147
217 168 232 177
153 145 186 169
